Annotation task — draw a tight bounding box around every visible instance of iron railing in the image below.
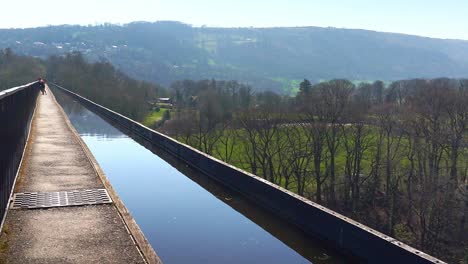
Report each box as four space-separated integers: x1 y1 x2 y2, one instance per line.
0 81 39 227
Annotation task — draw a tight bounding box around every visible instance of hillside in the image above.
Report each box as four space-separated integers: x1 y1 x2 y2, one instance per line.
1 21 468 93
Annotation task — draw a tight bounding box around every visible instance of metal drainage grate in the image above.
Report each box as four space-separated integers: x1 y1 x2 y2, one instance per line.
10 189 112 209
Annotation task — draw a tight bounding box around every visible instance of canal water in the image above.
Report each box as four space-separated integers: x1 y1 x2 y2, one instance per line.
54 90 348 264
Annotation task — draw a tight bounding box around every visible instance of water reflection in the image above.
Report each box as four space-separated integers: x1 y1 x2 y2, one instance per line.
54 89 348 264
60 96 123 138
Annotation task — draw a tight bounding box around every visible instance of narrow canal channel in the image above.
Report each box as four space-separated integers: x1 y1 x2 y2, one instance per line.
54 90 348 264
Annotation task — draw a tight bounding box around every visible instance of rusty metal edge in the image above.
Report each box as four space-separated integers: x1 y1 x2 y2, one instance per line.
48 87 163 264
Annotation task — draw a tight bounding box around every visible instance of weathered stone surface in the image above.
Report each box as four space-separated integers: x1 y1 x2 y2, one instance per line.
1 88 145 264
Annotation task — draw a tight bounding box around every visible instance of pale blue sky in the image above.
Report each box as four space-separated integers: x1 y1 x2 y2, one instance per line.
1 0 467 40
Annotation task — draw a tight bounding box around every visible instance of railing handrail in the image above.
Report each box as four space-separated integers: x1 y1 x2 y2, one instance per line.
0 80 40 235
0 81 38 100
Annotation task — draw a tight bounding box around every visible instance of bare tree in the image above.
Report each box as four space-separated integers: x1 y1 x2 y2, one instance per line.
341 121 372 212
214 120 237 163
317 80 354 206
283 122 313 195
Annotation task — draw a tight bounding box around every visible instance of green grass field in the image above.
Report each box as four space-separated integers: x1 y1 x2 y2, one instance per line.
176 126 374 194
271 77 302 96
142 109 169 127
175 124 465 197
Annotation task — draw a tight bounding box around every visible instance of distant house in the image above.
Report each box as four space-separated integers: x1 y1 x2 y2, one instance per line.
154 98 173 109
157 98 173 104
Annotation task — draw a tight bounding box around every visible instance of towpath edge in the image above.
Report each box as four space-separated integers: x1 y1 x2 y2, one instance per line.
0 86 161 264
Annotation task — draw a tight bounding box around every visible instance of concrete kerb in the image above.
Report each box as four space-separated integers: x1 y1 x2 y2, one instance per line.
48 87 162 264
51 83 445 264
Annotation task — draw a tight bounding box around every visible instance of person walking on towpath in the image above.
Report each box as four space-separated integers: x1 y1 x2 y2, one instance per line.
38 77 47 95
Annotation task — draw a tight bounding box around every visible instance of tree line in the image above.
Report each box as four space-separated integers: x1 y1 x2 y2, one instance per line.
161 78 467 263
0 48 45 90
3 22 468 94
2 49 466 262
1 49 166 120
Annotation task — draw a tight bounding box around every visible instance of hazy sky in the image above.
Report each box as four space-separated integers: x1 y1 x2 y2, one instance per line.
2 0 467 40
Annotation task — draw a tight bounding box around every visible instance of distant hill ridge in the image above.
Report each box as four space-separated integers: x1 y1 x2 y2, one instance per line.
1 21 467 93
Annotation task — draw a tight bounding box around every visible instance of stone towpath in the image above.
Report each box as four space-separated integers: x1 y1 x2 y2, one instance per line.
1 87 147 263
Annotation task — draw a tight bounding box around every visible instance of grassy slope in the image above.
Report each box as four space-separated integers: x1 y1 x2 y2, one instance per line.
142 109 169 127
